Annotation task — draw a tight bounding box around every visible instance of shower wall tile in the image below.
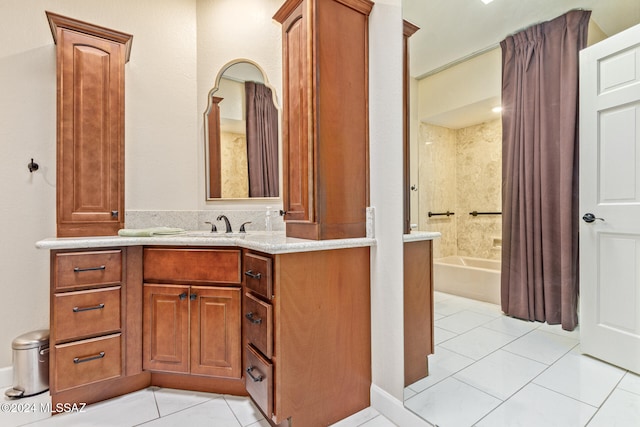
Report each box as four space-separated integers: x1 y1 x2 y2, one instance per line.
456 119 502 260
419 123 457 259
220 132 249 198
418 119 502 260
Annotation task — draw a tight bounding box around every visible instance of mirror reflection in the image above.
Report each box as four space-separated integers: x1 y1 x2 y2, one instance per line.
204 60 279 200
402 0 640 424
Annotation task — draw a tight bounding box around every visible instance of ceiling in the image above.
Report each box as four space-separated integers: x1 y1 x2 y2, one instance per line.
404 0 640 129
403 0 640 79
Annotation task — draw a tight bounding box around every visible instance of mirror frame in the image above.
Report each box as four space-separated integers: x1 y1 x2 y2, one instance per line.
204 58 282 201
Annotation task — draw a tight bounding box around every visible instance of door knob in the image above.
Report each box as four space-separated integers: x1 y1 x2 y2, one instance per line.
582 213 604 223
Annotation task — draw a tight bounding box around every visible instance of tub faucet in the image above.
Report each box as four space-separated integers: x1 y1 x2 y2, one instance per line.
217 215 232 233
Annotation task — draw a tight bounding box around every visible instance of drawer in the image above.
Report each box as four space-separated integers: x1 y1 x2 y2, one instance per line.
53 287 121 343
53 334 122 393
55 250 122 291
244 252 273 300
244 292 273 358
144 248 241 284
245 344 273 418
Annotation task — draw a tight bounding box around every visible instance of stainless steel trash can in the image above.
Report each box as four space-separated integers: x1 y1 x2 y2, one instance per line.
5 330 49 398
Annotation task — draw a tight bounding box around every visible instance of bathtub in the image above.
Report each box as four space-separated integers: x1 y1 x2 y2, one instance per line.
433 256 501 305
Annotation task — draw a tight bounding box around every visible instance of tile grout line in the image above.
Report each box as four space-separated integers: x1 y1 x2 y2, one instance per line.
418 308 577 425
580 370 630 427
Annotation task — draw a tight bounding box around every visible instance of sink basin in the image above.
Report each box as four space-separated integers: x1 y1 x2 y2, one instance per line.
182 231 246 238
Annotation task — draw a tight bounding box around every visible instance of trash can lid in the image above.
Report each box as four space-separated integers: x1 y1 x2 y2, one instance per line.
12 330 49 350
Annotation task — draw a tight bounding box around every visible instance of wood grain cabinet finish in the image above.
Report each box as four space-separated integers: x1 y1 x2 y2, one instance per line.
49 246 145 406
404 240 434 386
403 20 420 235
142 249 242 380
274 0 373 240
53 286 121 342
244 252 273 300
46 12 133 237
142 284 190 373
243 247 371 427
190 286 241 378
53 334 122 393
54 250 122 291
143 248 241 284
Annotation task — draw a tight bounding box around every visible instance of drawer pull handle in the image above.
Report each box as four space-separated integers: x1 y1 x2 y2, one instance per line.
73 303 105 313
246 366 263 382
179 292 188 301
245 312 263 324
73 265 106 273
245 270 262 280
73 351 105 364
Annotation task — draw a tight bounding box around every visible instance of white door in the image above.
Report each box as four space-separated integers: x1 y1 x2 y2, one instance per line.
580 23 640 374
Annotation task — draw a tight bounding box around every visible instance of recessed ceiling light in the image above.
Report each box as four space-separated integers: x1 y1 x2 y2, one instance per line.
481 0 495 4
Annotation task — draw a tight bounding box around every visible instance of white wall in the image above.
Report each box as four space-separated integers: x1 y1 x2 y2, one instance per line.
369 0 406 402
417 48 502 123
0 0 197 368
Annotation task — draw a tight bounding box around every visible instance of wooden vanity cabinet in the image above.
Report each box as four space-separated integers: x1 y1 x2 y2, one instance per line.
142 248 243 387
404 240 435 386
242 247 371 426
46 12 133 238
49 246 148 408
274 0 373 240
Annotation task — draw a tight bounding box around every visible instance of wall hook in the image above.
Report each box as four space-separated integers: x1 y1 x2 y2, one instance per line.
28 158 39 173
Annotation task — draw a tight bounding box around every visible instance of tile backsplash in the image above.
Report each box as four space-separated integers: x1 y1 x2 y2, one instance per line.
125 209 285 232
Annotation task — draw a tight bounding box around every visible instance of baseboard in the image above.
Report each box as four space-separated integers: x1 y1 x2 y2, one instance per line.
370 384 432 427
0 366 12 389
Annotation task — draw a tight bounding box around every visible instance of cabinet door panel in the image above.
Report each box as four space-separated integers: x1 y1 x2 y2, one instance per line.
191 286 242 378
56 29 126 237
190 287 241 378
143 284 189 373
282 4 311 222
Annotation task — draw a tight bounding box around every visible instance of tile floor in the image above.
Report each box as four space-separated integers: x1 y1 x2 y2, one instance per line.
0 384 394 427
404 292 640 427
2 291 639 427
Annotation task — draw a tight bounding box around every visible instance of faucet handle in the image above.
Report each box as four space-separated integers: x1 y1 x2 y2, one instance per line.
239 221 252 233
204 221 217 232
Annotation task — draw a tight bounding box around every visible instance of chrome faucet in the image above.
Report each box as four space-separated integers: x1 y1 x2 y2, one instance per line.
217 215 232 233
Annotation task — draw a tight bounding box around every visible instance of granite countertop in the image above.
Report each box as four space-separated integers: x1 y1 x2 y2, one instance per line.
36 231 376 255
403 231 441 242
36 229 441 254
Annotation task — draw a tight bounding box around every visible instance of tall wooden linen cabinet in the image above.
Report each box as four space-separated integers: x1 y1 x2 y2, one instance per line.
47 12 132 237
274 0 373 240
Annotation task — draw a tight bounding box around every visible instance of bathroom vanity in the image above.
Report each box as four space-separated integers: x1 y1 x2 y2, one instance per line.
38 233 374 426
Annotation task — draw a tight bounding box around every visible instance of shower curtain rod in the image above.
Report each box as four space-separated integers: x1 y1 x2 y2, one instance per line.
417 8 591 80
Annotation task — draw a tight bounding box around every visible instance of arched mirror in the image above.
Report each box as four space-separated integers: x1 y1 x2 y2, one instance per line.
204 60 280 200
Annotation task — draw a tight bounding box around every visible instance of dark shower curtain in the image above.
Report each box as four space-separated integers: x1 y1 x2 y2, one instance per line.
500 10 591 331
245 81 279 197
